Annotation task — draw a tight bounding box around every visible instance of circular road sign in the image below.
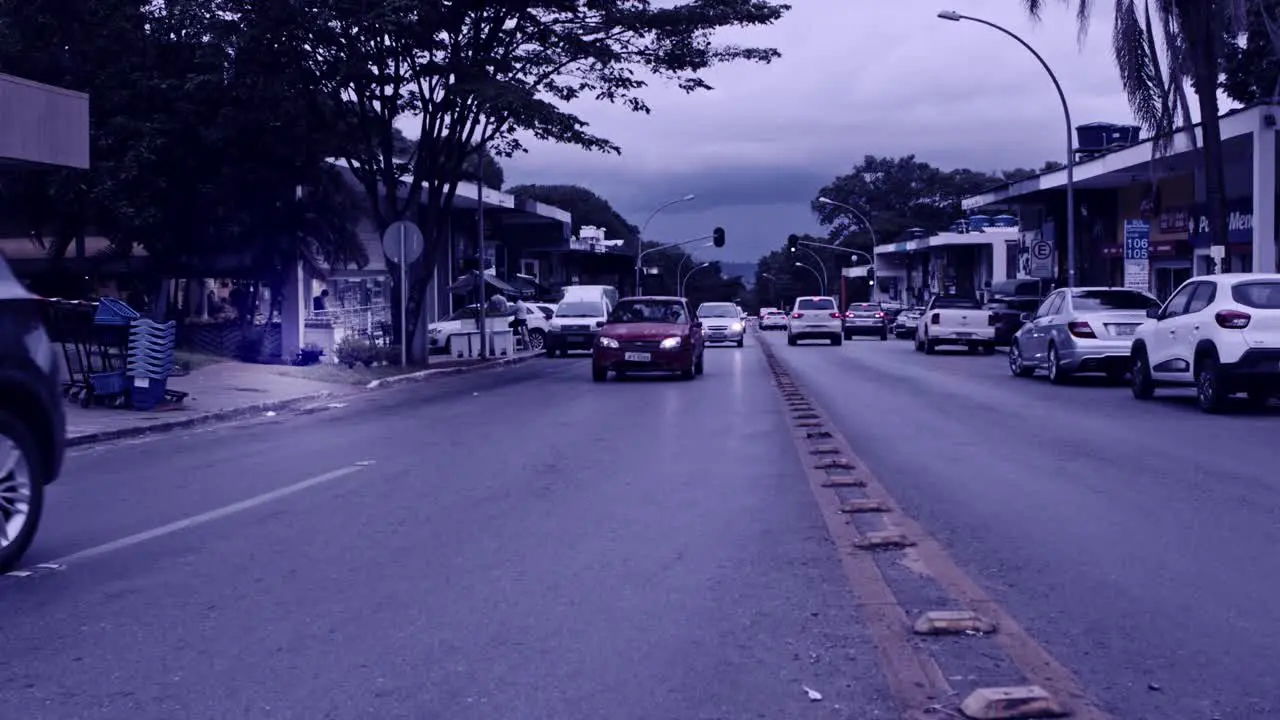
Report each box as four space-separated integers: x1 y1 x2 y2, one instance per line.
382 221 424 264
1030 239 1052 261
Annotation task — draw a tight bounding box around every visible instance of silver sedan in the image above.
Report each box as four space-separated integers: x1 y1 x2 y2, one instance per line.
1009 287 1160 384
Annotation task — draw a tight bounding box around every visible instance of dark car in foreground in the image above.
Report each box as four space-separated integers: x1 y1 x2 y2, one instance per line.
592 296 706 382
0 256 66 572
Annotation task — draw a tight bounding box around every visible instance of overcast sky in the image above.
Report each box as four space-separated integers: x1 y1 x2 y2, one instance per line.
499 0 1144 262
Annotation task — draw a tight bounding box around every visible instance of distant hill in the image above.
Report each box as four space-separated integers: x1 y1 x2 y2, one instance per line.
718 262 757 284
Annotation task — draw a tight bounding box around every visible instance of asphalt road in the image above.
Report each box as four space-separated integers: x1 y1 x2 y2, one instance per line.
762 329 1280 719
0 348 899 720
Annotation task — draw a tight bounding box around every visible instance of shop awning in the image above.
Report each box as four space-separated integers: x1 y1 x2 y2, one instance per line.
447 272 518 295
505 273 549 299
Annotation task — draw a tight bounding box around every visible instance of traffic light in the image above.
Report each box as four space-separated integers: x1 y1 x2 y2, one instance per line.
712 227 726 247
866 266 876 285
787 234 798 253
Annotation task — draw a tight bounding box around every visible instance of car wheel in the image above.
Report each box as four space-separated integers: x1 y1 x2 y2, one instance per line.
924 338 936 354
735 338 744 348
1105 369 1127 384
914 336 924 352
843 332 853 341
1008 342 1035 378
1130 349 1155 400
695 352 705 375
681 360 695 380
0 409 45 574
980 344 995 355
1246 389 1272 409
832 334 842 346
545 347 558 358
787 334 797 346
1195 353 1228 413
592 365 608 382
527 329 546 352
879 332 887 341
1046 344 1069 385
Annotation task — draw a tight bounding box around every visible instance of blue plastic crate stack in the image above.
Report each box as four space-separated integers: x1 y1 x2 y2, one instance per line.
127 318 177 410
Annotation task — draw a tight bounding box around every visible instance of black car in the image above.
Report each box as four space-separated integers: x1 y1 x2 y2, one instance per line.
986 296 1043 346
0 256 66 572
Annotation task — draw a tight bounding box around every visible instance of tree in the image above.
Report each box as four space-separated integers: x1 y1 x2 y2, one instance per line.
1001 160 1067 183
1025 0 1243 265
1221 0 1280 104
506 184 639 249
812 155 1001 247
306 0 791 357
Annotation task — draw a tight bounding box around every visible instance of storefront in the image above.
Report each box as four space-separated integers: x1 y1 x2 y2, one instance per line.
1191 197 1256 274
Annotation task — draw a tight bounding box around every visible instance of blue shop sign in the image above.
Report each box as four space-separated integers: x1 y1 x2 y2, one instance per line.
1189 198 1254 247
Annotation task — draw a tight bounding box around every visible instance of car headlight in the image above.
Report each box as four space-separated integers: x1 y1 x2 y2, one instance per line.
428 327 442 335
659 336 682 349
730 322 743 332
598 336 619 348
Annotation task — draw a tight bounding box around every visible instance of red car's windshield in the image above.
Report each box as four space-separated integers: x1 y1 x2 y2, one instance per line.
609 300 688 324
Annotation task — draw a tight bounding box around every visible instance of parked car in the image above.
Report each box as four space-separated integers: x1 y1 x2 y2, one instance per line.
697 302 746 347
914 295 995 354
892 307 926 338
987 296 1043 346
427 303 551 354
592 296 705 381
760 310 788 330
1009 287 1159 383
787 296 843 346
0 256 66 572
843 302 888 341
1130 273 1280 412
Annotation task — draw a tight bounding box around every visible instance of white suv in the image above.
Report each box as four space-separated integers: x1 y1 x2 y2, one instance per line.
787 296 843 346
1130 273 1280 412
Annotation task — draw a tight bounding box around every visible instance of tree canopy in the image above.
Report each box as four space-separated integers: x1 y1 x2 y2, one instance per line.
811 155 1004 248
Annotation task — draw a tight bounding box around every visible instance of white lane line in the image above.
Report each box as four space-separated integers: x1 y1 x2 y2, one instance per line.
48 464 367 567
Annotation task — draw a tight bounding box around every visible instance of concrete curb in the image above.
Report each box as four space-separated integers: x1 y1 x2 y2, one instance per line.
65 391 338 448
364 353 535 389
66 353 540 448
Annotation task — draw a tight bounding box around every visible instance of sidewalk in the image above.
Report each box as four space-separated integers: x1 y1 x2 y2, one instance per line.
63 351 540 447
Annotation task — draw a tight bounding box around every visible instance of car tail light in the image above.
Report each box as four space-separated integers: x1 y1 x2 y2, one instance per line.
1215 309 1251 329
874 312 884 319
930 312 940 325
830 312 841 319
792 312 803 319
1067 321 1096 338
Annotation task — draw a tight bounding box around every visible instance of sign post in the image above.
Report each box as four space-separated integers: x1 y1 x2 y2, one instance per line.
382 221 424 368
1122 219 1150 292
1028 232 1055 279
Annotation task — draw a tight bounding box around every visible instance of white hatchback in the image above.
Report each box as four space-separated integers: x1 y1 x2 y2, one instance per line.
787 296 843 346
1130 273 1280 412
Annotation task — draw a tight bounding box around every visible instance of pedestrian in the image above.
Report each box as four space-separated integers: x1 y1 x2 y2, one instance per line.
313 288 329 312
510 297 531 349
488 292 509 315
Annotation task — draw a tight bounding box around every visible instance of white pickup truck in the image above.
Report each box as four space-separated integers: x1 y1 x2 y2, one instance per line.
914 295 996 355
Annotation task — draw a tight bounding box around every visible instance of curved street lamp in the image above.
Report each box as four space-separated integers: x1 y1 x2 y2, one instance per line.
798 245 829 294
794 262 825 296
634 194 697 292
679 262 712 296
676 241 716 288
937 9 1076 287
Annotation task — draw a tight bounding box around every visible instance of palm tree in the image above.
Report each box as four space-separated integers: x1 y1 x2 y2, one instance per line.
1023 0 1240 268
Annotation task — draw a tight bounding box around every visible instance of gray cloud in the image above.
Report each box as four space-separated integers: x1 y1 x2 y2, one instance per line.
498 1 1175 261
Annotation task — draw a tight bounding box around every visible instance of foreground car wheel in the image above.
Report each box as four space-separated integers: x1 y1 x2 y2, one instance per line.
1008 342 1035 378
592 366 608 382
1130 350 1155 400
0 410 44 574
1196 355 1228 413
527 329 546 351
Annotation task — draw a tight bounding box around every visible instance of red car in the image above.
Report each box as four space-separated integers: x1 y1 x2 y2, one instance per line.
592 296 706 381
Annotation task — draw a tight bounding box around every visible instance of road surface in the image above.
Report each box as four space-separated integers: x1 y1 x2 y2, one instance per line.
763 330 1279 719
5 332 1277 719
0 349 897 720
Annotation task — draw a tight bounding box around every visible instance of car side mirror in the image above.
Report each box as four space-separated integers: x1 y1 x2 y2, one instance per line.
692 321 703 329
595 320 605 328
1019 312 1031 323
1145 307 1160 320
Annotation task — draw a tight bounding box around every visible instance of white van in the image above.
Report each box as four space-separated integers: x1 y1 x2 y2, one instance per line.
546 285 618 357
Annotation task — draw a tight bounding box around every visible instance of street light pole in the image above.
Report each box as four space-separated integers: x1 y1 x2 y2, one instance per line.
680 262 711 296
634 194 696 294
817 197 879 299
794 262 825 296
937 10 1076 288
799 246 829 294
